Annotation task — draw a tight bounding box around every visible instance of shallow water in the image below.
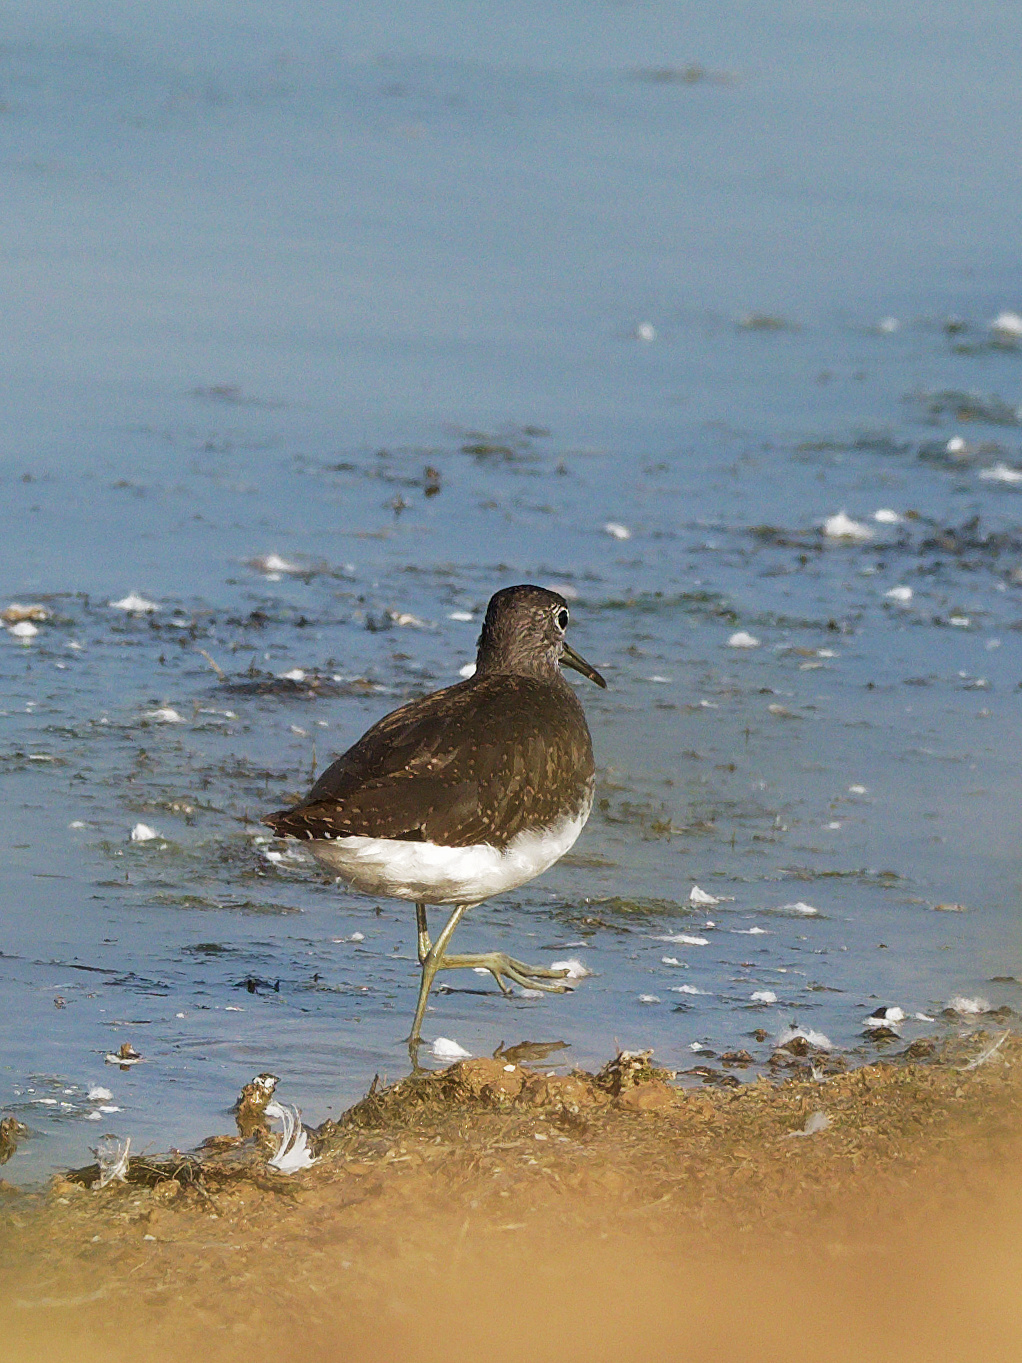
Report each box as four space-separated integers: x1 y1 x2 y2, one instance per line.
3 1 1022 1182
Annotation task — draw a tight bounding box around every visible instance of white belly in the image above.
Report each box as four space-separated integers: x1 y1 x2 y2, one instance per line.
304 803 590 905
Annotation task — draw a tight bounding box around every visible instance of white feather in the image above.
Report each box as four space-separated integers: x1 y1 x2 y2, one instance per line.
432 1037 472 1060
94 1136 131 1188
265 1101 317 1174
785 1111 830 1138
960 1031 1010 1071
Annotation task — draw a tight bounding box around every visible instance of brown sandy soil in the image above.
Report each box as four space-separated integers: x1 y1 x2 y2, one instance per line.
1 1031 1021 1362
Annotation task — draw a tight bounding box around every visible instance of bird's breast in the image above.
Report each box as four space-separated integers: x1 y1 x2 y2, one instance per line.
304 794 592 905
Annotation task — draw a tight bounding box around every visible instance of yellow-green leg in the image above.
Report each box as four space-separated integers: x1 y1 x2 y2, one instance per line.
408 902 572 1049
408 901 469 1045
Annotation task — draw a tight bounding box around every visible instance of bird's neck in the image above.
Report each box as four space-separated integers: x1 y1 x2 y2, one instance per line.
474 642 561 683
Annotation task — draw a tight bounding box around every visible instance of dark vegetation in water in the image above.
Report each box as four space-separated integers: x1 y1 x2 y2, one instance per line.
219 671 380 699
917 389 1022 426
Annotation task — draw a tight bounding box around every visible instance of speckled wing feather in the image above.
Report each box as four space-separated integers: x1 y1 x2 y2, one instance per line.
263 673 595 849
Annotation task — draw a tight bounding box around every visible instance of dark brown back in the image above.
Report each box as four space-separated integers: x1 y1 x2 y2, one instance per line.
264 671 595 849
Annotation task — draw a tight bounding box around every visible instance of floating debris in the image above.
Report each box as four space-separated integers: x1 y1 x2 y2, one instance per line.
689 885 720 905
238 974 280 994
388 609 428 628
192 384 282 407
671 984 711 995
630 63 733 86
776 902 819 916
85 1104 121 1121
885 585 913 602
142 707 185 724
197 649 228 681
432 1037 472 1060
727 631 760 648
737 312 796 331
638 993 662 1004
922 389 1022 426
751 990 777 1004
549 958 590 979
604 522 632 540
877 316 900 334
634 322 656 343
978 462 1022 484
130 823 160 843
249 553 302 577
459 429 542 463
2 603 49 624
87 1086 113 1102
655 933 710 946
932 902 967 913
824 511 874 542
873 508 902 524
104 1042 143 1068
109 593 158 613
990 311 1022 341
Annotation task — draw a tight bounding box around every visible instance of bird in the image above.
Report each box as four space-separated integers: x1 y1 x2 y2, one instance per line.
263 584 606 1049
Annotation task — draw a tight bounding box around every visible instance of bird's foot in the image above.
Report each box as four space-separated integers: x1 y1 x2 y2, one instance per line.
437 951 572 995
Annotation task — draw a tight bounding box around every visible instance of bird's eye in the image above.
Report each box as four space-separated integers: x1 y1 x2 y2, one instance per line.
556 608 569 631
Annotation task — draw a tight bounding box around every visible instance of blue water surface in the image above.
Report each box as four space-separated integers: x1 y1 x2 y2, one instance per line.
2 1 1022 1182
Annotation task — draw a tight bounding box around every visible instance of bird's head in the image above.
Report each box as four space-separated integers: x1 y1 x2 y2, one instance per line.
475 584 607 687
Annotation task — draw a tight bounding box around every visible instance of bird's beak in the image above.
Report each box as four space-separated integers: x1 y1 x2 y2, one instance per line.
561 642 607 688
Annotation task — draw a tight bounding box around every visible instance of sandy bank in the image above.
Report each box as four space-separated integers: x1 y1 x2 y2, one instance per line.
2 1030 1020 1361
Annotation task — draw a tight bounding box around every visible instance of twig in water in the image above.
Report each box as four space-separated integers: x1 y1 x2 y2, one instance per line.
198 649 228 682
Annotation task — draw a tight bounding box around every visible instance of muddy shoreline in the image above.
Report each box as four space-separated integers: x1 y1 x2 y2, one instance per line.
2 1030 1021 1360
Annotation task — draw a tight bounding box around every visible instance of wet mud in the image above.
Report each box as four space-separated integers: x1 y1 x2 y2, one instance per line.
2 1034 1021 1360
